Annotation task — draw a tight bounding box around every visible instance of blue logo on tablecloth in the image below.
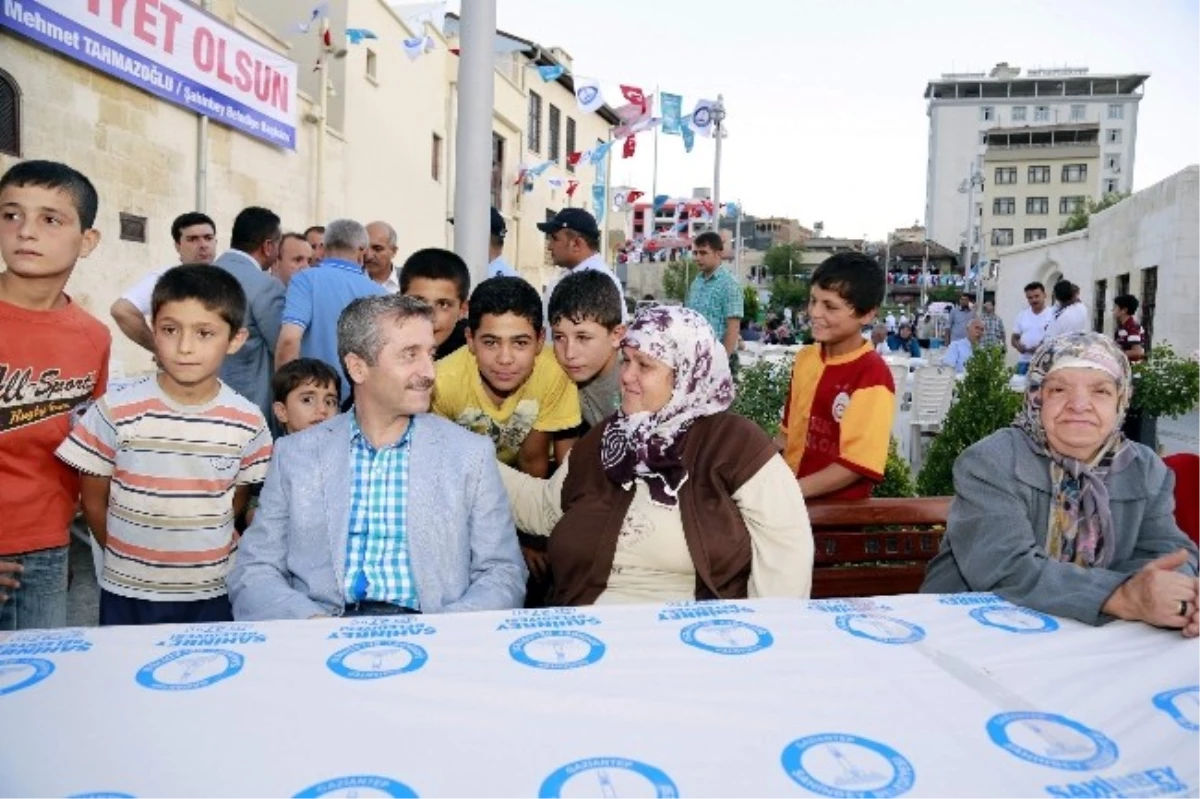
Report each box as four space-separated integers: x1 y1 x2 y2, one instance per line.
294 774 419 797
135 648 243 691
969 604 1059 634
0 656 55 696
509 631 605 670
326 641 428 680
986 712 1119 771
68 793 136 798
538 757 678 798
835 614 925 645
679 619 774 655
0 628 92 655
1152 686 1200 732
781 733 916 798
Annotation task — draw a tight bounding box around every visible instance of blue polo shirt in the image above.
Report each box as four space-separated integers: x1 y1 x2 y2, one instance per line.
282 258 387 400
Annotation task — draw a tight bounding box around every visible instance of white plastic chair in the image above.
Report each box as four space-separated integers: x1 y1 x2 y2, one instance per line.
908 365 957 471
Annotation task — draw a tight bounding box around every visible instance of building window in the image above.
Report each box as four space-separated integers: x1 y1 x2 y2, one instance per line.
547 104 561 163
1140 266 1157 348
1069 104 1085 121
1011 106 1026 122
1059 195 1086 214
1106 153 1121 171
979 131 989 145
1093 279 1107 334
993 197 1016 215
527 91 543 153
490 133 505 209
995 167 1017 185
1106 128 1122 144
1062 164 1088 183
1024 228 1047 243
1026 197 1049 215
365 48 377 81
0 68 19 157
431 133 442 181
1104 178 1120 194
1034 105 1050 122
992 229 1014 247
1116 272 1130 297
565 116 576 173
1028 165 1050 184
1108 103 1124 120
980 106 994 121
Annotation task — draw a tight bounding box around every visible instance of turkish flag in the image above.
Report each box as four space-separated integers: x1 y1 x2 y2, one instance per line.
621 85 647 113
623 136 636 159
567 151 583 166
566 180 579 197
626 191 644 205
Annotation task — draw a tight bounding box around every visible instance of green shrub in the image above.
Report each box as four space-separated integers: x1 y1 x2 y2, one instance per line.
875 438 916 498
1131 344 1200 419
731 356 794 438
916 345 1022 497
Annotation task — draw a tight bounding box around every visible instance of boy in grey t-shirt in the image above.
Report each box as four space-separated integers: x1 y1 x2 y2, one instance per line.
547 270 626 431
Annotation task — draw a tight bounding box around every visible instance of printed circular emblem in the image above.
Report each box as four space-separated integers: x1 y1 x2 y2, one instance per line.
679 619 774 655
294 775 419 797
68 794 136 798
969 604 1060 634
1152 686 1200 732
831 391 851 422
0 657 55 697
135 648 243 692
577 87 598 105
326 641 428 680
692 107 712 127
835 614 925 645
538 757 678 798
781 733 916 798
509 631 606 670
986 711 1119 771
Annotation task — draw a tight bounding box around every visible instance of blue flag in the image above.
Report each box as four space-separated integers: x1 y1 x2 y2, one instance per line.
680 122 695 153
528 159 554 177
592 184 606 224
588 141 614 165
725 202 738 217
653 194 669 211
537 64 565 82
660 92 683 135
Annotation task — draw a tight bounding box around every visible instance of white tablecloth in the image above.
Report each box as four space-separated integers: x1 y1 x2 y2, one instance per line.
2 594 1196 797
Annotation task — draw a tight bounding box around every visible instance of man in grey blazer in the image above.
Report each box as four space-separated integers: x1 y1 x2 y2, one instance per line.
213 206 285 419
228 294 526 619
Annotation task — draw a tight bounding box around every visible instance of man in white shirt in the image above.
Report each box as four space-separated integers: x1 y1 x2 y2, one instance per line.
487 207 519 279
1010 281 1055 375
944 319 984 374
109 211 216 352
538 208 627 323
364 221 401 293
1043 280 1090 340
885 311 897 333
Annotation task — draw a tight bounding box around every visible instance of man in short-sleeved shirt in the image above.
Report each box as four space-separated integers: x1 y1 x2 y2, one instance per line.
1011 283 1054 374
685 231 743 356
1113 294 1146 362
946 293 975 342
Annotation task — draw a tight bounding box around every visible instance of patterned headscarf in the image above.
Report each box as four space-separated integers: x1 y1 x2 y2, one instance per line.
599 306 735 507
1013 331 1134 568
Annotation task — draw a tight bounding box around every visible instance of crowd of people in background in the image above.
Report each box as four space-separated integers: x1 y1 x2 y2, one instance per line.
0 158 1193 641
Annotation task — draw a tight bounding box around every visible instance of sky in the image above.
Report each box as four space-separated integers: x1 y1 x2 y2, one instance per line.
441 0 1199 240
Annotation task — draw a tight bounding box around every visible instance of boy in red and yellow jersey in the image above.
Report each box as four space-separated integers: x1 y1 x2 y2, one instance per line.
781 252 894 500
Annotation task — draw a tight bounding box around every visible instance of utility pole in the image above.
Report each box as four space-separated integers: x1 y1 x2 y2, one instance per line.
711 94 725 231
314 18 331 225
959 166 985 308
452 0 497 285
920 237 930 309
733 200 742 281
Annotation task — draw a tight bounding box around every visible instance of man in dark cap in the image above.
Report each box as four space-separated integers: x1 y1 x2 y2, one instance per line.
487 208 518 278
538 208 626 322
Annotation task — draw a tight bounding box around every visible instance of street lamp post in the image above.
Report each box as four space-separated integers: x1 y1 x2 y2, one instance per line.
711 94 726 230
958 167 985 307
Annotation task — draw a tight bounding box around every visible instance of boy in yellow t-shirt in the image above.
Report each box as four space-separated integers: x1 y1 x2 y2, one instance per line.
433 277 580 476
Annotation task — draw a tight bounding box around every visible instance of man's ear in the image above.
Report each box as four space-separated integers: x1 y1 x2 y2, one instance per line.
226 327 250 355
859 308 879 326
344 352 369 386
79 228 102 259
610 324 627 349
459 300 469 320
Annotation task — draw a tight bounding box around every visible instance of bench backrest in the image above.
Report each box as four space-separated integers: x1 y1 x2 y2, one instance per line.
807 497 951 599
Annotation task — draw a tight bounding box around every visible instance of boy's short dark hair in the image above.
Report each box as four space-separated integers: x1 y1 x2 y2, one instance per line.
811 252 885 316
548 270 622 329
1024 281 1045 293
230 206 281 253
0 160 99 229
1052 279 1075 304
272 358 342 404
151 264 247 332
468 276 543 334
400 247 471 302
1113 294 1139 315
171 212 216 243
303 225 325 238
693 231 723 251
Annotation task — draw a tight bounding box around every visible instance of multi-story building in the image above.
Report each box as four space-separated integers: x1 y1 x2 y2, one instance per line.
923 62 1147 260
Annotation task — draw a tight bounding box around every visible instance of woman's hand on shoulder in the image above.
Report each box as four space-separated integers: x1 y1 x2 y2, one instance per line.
1104 549 1199 636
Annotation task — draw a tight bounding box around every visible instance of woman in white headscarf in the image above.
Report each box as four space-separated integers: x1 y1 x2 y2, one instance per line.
499 306 813 606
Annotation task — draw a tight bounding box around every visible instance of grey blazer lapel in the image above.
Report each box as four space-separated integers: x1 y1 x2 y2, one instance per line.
319 414 353 591
405 415 441 607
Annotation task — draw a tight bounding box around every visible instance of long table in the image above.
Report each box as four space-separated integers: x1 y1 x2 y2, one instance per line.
2 593 1197 797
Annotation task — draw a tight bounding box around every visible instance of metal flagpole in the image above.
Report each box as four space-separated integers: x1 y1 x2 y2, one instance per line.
452 0 497 285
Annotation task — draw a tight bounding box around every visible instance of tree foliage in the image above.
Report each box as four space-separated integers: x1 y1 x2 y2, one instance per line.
1131 344 1200 418
874 438 917 498
762 242 808 281
916 345 1023 497
743 285 761 322
730 356 794 439
1058 192 1130 235
660 260 696 302
767 279 809 316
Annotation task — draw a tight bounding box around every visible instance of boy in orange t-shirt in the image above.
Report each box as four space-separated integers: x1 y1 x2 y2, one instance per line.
0 161 110 630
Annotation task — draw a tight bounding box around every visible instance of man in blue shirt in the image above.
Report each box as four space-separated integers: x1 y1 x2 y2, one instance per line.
944 318 984 374
276 219 386 401
487 207 520 279
685 231 743 356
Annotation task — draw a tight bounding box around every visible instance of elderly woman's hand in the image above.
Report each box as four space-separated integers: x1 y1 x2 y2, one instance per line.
1104 550 1199 634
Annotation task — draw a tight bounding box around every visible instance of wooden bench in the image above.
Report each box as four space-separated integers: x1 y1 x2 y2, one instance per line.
808 497 952 599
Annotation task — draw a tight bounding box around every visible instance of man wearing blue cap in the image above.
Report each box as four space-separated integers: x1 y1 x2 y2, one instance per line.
487 208 519 279
538 208 627 323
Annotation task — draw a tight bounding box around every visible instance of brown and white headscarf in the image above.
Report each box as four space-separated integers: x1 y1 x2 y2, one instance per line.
599 306 735 507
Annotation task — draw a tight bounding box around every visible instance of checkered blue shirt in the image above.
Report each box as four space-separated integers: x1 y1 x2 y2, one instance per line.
343 415 419 609
686 267 744 339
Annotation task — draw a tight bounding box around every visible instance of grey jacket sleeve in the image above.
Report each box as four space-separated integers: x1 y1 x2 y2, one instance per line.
253 277 285 353
943 442 1130 626
441 439 527 612
228 443 326 621
1113 462 1200 575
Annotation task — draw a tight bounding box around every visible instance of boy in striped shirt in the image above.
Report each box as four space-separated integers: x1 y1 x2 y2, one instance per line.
57 265 272 625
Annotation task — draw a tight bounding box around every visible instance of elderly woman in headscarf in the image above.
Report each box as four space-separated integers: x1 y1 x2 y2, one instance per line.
923 332 1198 635
499 306 813 605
